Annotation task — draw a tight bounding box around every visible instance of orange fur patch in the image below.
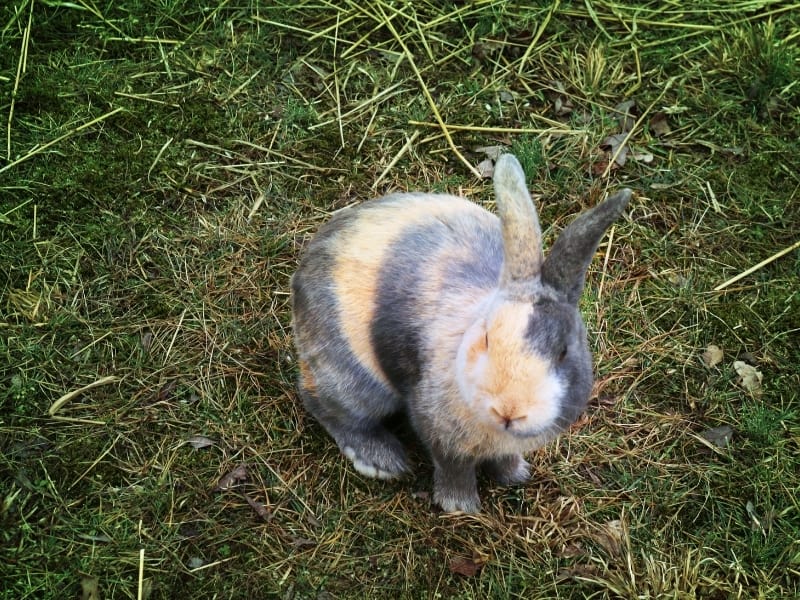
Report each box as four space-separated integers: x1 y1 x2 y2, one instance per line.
298 358 317 395
446 301 558 456
484 303 551 422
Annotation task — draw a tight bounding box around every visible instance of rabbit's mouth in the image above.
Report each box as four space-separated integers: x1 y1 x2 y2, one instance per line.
499 419 555 441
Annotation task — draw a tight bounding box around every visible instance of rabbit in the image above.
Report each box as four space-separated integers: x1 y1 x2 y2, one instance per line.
290 153 630 513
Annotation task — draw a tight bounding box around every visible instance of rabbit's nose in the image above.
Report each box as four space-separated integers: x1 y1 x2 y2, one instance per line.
490 406 527 429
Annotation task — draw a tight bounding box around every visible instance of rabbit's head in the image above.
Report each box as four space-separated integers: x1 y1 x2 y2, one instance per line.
455 154 630 442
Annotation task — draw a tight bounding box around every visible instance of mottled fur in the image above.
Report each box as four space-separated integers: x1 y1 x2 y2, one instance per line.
291 154 631 512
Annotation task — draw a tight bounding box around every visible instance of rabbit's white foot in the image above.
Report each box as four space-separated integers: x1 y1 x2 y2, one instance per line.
339 432 408 480
434 488 482 514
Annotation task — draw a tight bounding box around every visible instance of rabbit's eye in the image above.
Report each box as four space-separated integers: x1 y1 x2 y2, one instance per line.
558 346 568 362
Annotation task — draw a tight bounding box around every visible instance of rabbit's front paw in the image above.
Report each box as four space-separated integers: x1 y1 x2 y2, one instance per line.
434 487 482 514
339 431 409 480
484 454 531 486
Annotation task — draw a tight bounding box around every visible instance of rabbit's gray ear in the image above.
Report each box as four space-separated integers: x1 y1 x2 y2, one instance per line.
494 154 544 288
541 189 631 305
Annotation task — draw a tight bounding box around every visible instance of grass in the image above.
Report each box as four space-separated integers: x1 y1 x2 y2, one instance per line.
1 0 799 598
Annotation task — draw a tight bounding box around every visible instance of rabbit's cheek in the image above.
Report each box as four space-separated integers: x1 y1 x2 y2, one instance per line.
456 352 488 407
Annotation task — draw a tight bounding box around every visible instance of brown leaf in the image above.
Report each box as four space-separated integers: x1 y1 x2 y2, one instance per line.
215 464 248 491
590 157 611 176
701 344 724 368
448 555 486 577
243 493 272 521
592 519 627 558
600 134 629 167
649 111 671 137
157 379 178 402
290 536 316 548
558 542 585 559
553 95 574 116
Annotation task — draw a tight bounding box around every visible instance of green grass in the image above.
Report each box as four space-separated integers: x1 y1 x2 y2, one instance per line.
2 1 799 598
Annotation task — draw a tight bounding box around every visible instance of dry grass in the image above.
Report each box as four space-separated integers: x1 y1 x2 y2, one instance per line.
1 1 799 598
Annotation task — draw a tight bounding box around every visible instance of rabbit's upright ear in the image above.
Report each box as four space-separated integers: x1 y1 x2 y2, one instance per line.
541 189 631 305
493 154 543 290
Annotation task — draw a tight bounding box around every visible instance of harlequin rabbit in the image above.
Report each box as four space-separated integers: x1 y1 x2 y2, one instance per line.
291 153 630 513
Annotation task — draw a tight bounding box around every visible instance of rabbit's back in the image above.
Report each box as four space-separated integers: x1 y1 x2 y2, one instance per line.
292 193 503 400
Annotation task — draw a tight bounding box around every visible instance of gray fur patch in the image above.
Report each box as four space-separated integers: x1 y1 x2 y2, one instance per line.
524 299 592 427
370 212 503 396
371 227 443 395
444 221 504 289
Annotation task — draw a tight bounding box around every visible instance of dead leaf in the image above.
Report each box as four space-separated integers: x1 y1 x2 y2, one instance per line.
590 157 611 176
304 514 320 530
498 90 513 103
243 493 272 521
614 100 637 133
733 361 763 396
558 542 585 559
553 95 574 116
548 81 573 116
290 536 316 548
187 435 215 450
474 145 506 160
81 575 101 600
600 133 629 167
591 519 627 558
215 464 248 491
476 158 494 179
738 351 758 364
649 111 671 137
157 379 178 402
700 425 734 448
631 151 654 164
702 344 724 368
448 555 487 577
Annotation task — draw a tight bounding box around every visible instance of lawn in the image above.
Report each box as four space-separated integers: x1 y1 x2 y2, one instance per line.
1 1 799 598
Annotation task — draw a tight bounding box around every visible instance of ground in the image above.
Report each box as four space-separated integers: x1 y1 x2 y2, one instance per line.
1 1 799 599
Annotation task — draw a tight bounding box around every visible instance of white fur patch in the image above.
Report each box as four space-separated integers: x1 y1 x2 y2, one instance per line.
528 370 565 429
343 446 401 480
